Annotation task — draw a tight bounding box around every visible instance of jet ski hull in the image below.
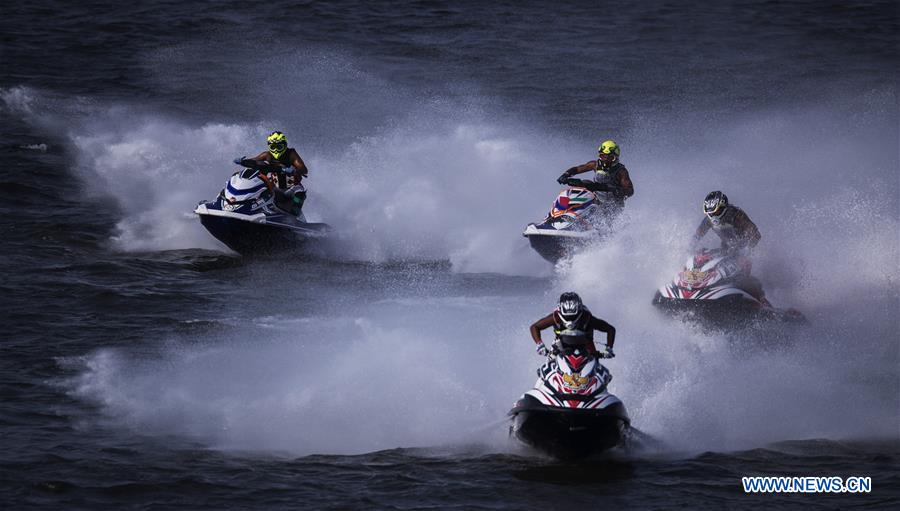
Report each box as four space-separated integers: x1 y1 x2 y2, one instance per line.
196 203 330 255
523 224 594 263
509 395 629 460
652 291 806 327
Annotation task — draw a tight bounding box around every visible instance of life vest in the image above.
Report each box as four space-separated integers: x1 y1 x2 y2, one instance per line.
708 205 744 246
266 148 296 189
552 307 595 343
593 162 627 204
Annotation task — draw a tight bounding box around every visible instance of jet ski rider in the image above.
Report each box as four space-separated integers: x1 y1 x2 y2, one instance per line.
530 292 616 359
556 139 635 217
243 131 309 216
691 190 770 306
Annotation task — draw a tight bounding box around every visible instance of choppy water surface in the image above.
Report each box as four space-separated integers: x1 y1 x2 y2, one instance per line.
1 1 898 509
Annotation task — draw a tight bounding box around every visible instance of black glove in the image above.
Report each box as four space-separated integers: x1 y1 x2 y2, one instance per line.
557 173 570 185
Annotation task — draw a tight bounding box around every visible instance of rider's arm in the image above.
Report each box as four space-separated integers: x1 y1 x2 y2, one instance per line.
589 316 616 349
250 151 270 161
734 209 761 248
561 160 598 179
580 181 610 192
288 149 309 178
529 313 556 345
691 217 710 248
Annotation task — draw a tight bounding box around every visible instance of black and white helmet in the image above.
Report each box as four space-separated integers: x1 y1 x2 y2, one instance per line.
557 292 584 325
703 191 729 219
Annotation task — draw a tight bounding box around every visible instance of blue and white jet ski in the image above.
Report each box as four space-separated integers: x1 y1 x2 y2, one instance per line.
194 159 331 255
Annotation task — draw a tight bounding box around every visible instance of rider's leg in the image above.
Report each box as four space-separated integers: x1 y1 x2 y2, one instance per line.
284 184 307 217
742 275 771 307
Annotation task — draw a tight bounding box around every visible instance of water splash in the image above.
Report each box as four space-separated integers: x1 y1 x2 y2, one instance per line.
6 54 897 455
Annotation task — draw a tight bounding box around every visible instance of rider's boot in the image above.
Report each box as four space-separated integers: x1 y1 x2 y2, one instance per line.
285 185 307 221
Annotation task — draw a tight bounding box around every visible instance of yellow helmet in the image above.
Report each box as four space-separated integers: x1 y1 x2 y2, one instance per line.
597 140 620 170
267 131 288 159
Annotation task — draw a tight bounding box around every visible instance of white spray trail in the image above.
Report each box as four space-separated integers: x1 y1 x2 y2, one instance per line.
2 85 575 274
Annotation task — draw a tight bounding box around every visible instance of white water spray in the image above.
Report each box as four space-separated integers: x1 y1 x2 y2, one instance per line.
5 53 897 455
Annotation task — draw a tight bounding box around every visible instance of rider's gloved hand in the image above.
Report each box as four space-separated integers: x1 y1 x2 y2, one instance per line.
598 346 615 359
557 173 570 185
536 344 550 357
233 156 246 165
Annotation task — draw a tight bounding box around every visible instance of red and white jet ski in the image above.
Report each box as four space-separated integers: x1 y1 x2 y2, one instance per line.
509 338 630 459
652 248 805 325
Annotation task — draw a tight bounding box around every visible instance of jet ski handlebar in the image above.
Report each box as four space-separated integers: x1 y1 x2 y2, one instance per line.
564 178 610 192
233 157 291 173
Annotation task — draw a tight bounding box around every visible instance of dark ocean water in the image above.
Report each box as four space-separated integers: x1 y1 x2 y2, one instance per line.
2 1 899 509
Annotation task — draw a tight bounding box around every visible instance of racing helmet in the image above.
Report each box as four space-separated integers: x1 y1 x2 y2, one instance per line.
557 292 584 324
267 131 288 159
597 140 620 170
703 191 729 219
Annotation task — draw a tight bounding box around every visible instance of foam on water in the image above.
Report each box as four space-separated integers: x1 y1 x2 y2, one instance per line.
64 294 537 454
